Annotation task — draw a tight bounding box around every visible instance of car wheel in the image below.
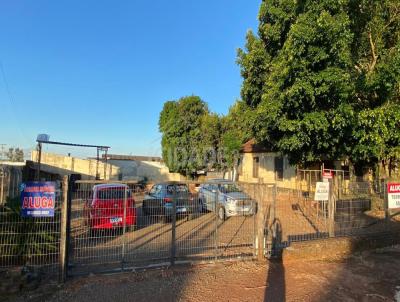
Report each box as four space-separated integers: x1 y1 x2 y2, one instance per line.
218 206 226 221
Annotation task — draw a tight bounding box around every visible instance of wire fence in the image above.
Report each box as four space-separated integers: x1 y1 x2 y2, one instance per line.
0 165 23 205
0 187 62 273
1 175 400 280
266 176 400 256
68 180 258 275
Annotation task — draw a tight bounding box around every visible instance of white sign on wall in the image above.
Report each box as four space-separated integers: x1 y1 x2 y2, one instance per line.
387 183 400 209
315 182 329 201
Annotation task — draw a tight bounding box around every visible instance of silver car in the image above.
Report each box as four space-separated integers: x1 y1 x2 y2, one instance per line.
198 180 256 220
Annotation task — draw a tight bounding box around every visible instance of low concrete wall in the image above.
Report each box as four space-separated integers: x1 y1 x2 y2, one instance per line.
282 232 400 263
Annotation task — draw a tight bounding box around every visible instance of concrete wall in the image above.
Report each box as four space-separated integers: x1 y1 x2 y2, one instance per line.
282 232 400 263
106 159 184 182
238 152 297 189
31 151 185 182
31 151 120 180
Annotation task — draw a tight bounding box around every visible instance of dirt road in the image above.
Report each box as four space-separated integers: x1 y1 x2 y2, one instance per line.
6 245 400 302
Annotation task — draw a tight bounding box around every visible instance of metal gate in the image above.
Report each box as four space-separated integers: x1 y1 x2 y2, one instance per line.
263 172 399 257
67 180 257 275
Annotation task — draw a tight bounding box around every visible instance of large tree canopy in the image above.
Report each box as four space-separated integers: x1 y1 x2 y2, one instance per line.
238 0 400 166
350 0 400 165
159 96 209 175
159 96 223 176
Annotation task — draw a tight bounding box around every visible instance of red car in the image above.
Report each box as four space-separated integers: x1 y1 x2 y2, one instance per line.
85 184 136 231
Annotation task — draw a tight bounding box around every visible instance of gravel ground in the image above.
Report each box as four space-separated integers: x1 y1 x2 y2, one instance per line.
5 245 400 302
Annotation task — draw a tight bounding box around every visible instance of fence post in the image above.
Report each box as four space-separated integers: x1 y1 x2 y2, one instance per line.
384 179 389 221
0 168 3 203
170 186 177 266
253 186 257 258
328 179 335 237
257 184 267 261
59 175 70 283
214 187 219 261
121 186 127 270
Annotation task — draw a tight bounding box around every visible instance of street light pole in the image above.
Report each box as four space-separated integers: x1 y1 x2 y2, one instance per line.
35 142 42 181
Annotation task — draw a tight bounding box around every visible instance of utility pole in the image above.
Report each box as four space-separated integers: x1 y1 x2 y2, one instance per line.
0 167 4 204
35 142 42 181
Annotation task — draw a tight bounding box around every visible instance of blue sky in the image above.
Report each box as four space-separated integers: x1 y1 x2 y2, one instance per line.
0 0 259 158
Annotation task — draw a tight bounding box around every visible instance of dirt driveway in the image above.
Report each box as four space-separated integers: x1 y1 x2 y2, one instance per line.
6 245 400 302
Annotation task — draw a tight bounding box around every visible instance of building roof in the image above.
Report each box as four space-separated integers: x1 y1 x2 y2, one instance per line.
240 139 272 153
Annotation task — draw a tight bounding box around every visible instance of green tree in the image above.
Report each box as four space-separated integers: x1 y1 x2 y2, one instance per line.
220 100 253 170
237 0 400 167
159 96 213 176
5 148 24 162
349 0 400 170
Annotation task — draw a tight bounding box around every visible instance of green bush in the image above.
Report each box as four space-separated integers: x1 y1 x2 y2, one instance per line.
0 197 60 266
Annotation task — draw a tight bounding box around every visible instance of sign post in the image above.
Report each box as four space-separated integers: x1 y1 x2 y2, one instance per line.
322 170 333 182
315 182 334 237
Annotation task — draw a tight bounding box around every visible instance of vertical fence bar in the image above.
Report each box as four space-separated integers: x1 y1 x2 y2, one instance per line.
0 169 3 203
171 186 176 266
328 179 335 238
384 179 389 222
257 183 265 261
121 186 127 270
59 176 69 283
214 187 219 261
253 185 257 258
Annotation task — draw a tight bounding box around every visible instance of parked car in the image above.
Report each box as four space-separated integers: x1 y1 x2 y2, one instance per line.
142 182 200 222
84 184 136 231
198 179 256 220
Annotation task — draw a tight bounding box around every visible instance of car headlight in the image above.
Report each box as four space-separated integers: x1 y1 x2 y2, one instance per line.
226 197 236 205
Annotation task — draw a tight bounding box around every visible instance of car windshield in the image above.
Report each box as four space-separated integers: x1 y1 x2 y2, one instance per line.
97 188 131 200
166 184 188 194
219 184 242 193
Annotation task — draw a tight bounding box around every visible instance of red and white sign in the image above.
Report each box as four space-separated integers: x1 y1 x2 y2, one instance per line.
322 170 333 180
387 183 400 209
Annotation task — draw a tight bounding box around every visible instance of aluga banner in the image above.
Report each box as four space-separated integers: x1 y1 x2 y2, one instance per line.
20 182 56 217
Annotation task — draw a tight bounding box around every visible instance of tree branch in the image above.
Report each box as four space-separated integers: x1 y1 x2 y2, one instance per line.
368 31 378 73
